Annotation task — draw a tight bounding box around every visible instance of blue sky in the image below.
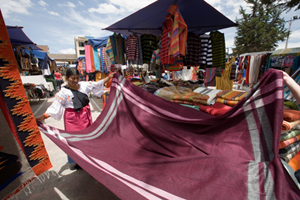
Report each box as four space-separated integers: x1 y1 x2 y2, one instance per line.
0 0 299 54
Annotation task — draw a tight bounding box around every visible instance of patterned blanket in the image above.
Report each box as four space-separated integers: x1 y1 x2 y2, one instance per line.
38 69 300 199
0 12 51 200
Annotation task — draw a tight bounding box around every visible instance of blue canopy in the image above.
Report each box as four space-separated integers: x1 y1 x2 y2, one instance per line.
75 56 85 63
86 36 109 48
6 26 41 50
32 50 47 60
104 0 237 36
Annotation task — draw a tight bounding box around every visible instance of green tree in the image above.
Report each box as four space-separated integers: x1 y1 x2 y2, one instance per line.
262 0 300 11
233 0 288 55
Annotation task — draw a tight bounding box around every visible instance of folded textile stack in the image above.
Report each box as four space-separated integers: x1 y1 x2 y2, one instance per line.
171 92 209 105
280 109 300 170
193 87 222 105
198 102 232 116
215 90 248 106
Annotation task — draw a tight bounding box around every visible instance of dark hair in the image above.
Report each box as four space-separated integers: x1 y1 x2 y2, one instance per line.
66 68 80 78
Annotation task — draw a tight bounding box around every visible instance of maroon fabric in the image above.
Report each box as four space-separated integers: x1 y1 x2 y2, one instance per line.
38 69 300 199
199 102 232 116
64 105 92 131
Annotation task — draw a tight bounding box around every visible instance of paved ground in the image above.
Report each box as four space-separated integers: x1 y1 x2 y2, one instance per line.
9 94 120 200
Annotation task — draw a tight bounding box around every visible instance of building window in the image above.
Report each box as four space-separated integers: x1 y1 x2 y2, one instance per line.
79 50 85 55
78 42 85 47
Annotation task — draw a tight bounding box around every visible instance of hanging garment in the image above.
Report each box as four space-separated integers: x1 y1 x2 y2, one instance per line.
141 34 157 64
160 15 173 65
200 34 213 67
149 49 160 71
106 33 126 65
38 69 300 199
160 4 187 71
167 4 188 58
185 32 201 66
210 31 225 68
125 34 139 61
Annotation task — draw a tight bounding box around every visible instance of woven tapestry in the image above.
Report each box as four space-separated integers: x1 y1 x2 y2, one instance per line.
0 11 52 200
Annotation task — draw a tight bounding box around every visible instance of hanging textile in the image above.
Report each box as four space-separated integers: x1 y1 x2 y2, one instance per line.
93 47 101 71
141 34 157 64
125 34 139 61
0 14 52 199
85 45 95 73
245 56 251 84
106 33 126 65
167 4 188 58
200 34 213 68
38 68 300 199
160 4 187 71
210 31 225 68
204 67 216 87
77 58 85 75
185 32 202 66
216 57 235 90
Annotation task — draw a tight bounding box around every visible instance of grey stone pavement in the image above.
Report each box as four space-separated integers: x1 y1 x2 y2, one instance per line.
8 93 120 200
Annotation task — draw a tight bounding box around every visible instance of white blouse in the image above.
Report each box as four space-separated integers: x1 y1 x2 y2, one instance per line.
46 80 105 120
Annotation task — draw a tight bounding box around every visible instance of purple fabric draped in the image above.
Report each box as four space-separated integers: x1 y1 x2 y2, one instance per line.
38 68 300 199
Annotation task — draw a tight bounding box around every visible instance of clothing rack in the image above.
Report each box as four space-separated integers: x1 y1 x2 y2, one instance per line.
239 51 274 57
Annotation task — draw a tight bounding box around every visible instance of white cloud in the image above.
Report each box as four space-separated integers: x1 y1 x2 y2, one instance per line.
48 11 59 16
107 0 156 12
78 1 84 6
38 0 48 7
59 48 75 54
66 2 76 8
0 0 33 18
88 3 121 14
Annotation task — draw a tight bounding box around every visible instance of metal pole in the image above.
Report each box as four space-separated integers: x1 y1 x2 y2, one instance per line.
285 18 292 49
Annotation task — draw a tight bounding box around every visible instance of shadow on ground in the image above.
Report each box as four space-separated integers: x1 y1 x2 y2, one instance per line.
9 164 120 200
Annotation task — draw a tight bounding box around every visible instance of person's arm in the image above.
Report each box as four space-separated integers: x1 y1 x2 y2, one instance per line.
36 113 50 122
102 72 116 84
35 91 65 122
283 70 300 104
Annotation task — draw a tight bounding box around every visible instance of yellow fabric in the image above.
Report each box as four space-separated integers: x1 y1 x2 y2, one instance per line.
216 57 235 90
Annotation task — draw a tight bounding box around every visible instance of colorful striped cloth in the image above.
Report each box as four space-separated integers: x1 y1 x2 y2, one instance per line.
283 109 300 122
288 151 300 171
281 149 300 163
193 87 222 105
210 31 225 68
171 92 209 105
105 37 115 64
168 4 187 58
93 47 100 71
281 129 300 141
204 67 216 87
199 102 232 116
282 120 300 132
280 134 300 149
216 90 248 101
1 16 51 199
100 47 107 73
85 45 95 73
279 140 300 162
